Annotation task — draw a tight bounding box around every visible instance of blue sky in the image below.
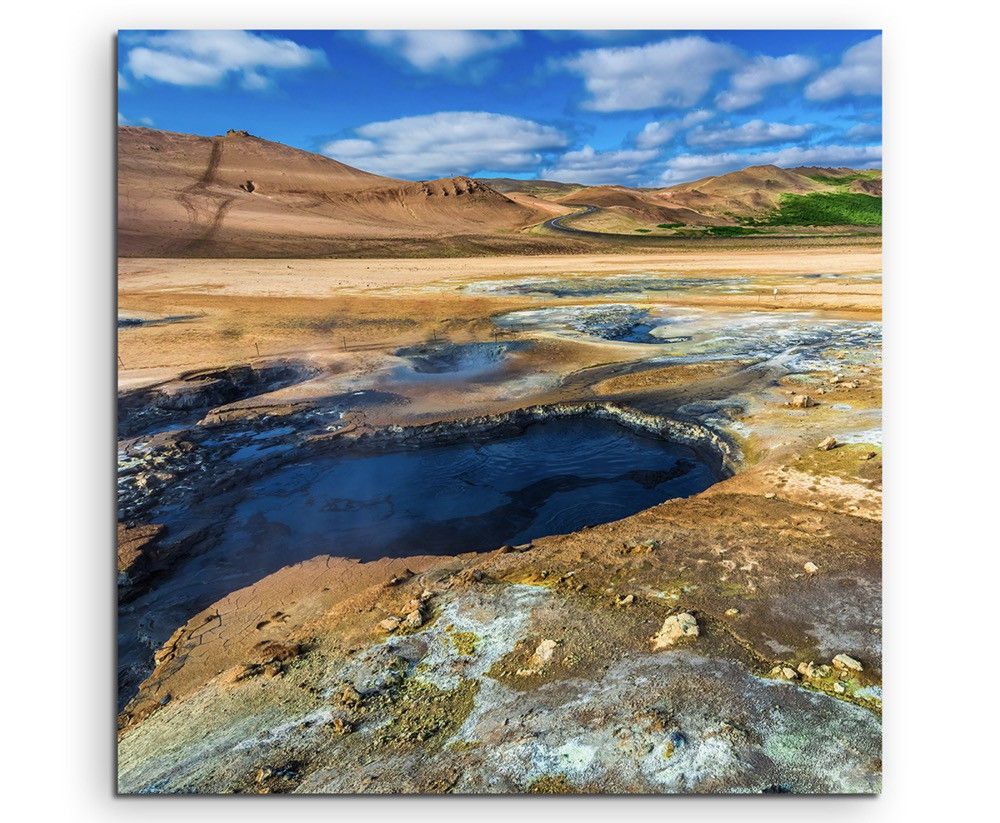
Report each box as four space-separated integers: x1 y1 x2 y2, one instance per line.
117 30 881 186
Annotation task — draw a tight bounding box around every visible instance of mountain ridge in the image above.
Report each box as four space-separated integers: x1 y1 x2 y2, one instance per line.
118 127 881 257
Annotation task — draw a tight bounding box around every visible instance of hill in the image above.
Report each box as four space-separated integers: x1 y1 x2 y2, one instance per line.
118 127 555 257
118 128 881 255
480 178 584 198
552 166 881 234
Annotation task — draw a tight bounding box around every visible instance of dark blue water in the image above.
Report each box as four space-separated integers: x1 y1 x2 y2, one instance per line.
217 417 715 560
118 417 718 703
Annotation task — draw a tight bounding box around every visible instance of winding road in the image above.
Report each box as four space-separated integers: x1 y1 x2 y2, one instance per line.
542 205 699 244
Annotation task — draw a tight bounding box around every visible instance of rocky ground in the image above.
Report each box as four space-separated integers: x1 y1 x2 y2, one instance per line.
116 247 882 794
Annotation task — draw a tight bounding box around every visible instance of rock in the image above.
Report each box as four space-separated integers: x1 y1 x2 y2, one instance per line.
763 492 776 499
336 684 362 708
862 451 877 461
724 608 740 617
769 665 798 680
833 682 846 694
328 717 352 735
797 661 835 680
378 616 401 633
401 610 424 630
454 568 487 584
790 394 815 408
615 593 635 608
651 612 699 650
832 653 863 672
817 436 838 451
517 639 560 676
387 569 414 586
803 561 819 575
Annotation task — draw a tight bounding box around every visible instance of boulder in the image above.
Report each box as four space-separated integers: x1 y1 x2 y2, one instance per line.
378 616 401 633
401 610 424 630
790 394 815 408
817 436 838 451
517 638 560 676
833 653 863 672
651 612 699 650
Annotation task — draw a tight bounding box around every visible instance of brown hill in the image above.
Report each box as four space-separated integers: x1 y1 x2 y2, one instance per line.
549 166 863 229
118 127 552 257
558 186 725 227
850 178 882 195
792 166 876 179
481 178 584 198
657 165 827 221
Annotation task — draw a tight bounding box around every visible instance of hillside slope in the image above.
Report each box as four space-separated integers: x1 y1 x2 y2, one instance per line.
118 127 553 257
554 166 881 233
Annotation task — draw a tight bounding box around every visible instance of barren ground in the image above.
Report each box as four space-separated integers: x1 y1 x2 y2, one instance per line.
117 243 882 794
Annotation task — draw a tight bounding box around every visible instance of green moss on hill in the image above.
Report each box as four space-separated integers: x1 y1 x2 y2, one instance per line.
754 192 882 226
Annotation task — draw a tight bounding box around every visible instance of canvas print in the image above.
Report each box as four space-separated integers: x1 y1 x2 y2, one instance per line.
116 29 882 794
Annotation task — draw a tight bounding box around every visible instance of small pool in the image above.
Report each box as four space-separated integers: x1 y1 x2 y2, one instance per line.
118 416 720 704
393 341 527 381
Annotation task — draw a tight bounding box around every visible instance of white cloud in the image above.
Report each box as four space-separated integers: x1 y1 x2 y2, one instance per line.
239 70 272 91
805 35 882 101
364 30 519 72
635 109 713 149
125 30 324 89
659 143 882 184
687 119 813 148
118 112 154 128
846 122 882 140
716 54 817 110
564 36 740 112
542 145 658 185
322 111 567 179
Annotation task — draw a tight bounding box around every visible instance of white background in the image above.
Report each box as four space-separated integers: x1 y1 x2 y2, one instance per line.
3 1 997 819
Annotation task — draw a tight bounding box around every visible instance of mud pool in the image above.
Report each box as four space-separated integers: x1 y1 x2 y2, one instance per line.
392 341 528 381
496 305 881 364
118 416 720 704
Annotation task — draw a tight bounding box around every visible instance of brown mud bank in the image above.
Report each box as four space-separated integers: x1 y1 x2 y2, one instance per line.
118 360 316 439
